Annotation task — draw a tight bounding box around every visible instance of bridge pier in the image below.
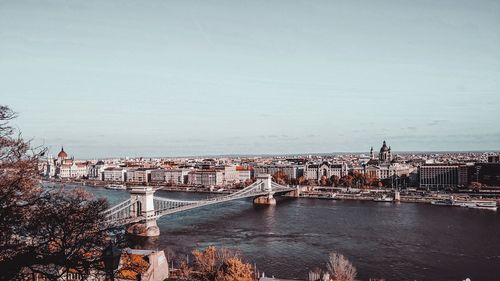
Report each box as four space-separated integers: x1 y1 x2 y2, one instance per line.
128 186 160 237
253 174 276 205
253 193 276 205
127 220 160 237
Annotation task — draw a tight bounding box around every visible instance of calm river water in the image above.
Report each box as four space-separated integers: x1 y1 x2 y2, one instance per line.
67 185 500 281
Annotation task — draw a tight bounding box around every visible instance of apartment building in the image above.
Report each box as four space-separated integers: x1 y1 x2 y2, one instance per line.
188 169 224 186
103 167 127 182
419 163 468 189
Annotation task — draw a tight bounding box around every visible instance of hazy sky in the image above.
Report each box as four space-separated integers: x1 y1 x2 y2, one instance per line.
1 0 499 158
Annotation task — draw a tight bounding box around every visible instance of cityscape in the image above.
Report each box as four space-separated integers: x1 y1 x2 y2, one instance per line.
43 142 500 194
2 0 500 281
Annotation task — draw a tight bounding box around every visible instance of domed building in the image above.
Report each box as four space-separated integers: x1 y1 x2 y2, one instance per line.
379 140 392 163
368 141 393 164
57 146 68 160
44 146 89 179
364 141 410 181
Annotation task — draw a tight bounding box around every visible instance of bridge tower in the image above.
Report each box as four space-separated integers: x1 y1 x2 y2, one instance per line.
127 186 160 237
253 174 276 205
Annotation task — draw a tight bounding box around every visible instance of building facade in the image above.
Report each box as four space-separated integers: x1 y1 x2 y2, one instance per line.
126 168 151 183
165 169 190 185
103 167 127 182
419 163 468 189
253 164 302 180
304 161 348 182
188 170 224 186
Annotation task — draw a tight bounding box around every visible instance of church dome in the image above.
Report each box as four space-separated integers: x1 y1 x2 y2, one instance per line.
380 141 389 153
57 147 68 159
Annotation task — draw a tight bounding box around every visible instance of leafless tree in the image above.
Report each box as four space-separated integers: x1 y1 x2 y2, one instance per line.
326 252 357 281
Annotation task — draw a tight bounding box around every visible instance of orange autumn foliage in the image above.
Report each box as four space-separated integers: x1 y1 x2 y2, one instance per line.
188 246 253 281
115 253 150 280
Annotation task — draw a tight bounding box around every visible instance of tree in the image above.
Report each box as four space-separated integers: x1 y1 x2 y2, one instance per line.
218 256 253 281
298 175 307 185
469 182 482 193
326 252 357 281
183 246 253 281
339 175 353 188
330 175 340 187
320 176 328 186
0 105 111 280
272 171 289 185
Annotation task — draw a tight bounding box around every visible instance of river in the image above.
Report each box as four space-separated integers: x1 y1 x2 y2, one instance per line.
64 184 500 281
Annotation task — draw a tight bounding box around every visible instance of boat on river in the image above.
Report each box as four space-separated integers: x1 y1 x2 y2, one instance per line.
431 199 454 206
373 194 394 202
105 184 126 190
457 200 497 211
432 197 497 211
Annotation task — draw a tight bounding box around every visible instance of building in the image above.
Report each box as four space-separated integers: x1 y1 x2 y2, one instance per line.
470 163 500 186
223 165 240 184
103 167 127 182
253 164 302 180
44 146 89 179
164 168 190 185
188 169 224 186
126 168 151 183
419 163 468 189
361 141 410 180
304 161 348 182
363 163 410 180
367 141 393 165
236 166 252 182
150 169 165 182
88 160 106 180
59 162 88 179
488 155 500 163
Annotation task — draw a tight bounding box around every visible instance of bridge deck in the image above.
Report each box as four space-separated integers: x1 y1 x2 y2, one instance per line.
102 180 294 228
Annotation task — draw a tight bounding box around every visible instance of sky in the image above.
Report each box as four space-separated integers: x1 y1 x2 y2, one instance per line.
1 0 499 158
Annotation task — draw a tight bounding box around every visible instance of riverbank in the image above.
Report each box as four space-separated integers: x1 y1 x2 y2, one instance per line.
42 178 500 206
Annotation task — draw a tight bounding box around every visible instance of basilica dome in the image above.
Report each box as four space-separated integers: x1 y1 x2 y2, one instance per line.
380 141 390 153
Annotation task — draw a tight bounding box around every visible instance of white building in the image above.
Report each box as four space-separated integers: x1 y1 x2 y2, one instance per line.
361 141 410 180
223 165 240 184
59 162 88 179
164 168 190 185
103 167 127 182
304 161 348 182
88 160 106 180
253 164 302 180
236 166 252 182
126 168 151 183
188 169 224 186
44 147 88 179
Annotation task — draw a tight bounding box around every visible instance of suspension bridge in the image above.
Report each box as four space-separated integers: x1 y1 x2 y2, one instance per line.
100 174 298 236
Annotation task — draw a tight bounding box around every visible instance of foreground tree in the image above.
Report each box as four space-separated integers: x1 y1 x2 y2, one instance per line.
309 252 357 281
179 246 253 281
326 252 357 281
0 106 110 280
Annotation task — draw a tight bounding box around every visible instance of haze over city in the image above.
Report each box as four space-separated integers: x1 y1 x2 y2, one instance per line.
1 0 499 158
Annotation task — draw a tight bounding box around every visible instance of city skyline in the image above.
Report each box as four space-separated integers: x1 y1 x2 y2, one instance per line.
2 0 499 158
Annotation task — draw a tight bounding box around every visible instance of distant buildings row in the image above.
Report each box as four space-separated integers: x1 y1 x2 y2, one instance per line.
42 143 500 189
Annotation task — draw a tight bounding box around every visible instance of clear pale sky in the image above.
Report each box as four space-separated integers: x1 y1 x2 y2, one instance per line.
1 0 499 158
